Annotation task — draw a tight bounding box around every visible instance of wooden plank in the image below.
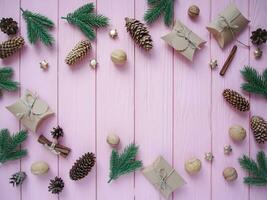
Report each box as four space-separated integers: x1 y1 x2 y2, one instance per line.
173 1 211 200
19 0 58 199
0 0 21 199
211 0 250 200
58 0 96 200
96 0 135 199
249 0 267 199
134 1 173 200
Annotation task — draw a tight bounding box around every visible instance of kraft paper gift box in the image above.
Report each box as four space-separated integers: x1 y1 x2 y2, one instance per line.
206 3 249 48
142 156 186 199
162 20 206 61
6 90 54 132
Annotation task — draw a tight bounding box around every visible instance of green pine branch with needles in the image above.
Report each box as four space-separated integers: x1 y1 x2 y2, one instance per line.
21 8 55 46
0 67 19 97
239 151 267 186
144 0 175 26
108 143 143 183
241 66 267 98
0 129 28 165
61 3 109 40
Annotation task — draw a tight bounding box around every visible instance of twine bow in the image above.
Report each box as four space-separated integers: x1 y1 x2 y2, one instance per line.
44 142 60 155
175 25 200 51
155 168 175 191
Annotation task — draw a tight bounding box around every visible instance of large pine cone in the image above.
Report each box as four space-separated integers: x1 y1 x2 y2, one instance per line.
65 40 91 65
0 18 18 35
250 28 267 46
0 36 25 59
250 116 267 144
125 17 153 51
48 176 64 194
223 89 250 112
69 152 96 181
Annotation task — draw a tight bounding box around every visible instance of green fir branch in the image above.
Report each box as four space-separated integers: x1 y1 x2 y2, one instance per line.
144 0 175 26
0 129 28 164
0 67 19 95
239 151 267 186
21 8 54 46
62 3 109 41
108 143 142 183
240 66 267 98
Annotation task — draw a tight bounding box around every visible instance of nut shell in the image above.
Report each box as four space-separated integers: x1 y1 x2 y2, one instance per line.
229 125 246 142
188 5 200 18
223 167 238 182
107 134 120 147
111 49 127 65
31 161 49 175
185 158 201 174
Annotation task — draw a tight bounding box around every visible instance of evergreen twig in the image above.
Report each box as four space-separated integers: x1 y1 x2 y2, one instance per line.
239 151 267 186
144 0 175 26
240 66 267 98
108 143 142 183
0 67 19 96
21 8 54 46
0 129 28 164
61 3 109 40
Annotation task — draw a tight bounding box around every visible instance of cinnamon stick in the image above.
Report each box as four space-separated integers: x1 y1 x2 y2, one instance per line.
38 135 71 158
220 45 237 76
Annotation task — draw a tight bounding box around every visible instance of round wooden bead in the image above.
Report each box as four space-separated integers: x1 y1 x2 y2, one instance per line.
229 125 246 142
107 134 120 147
31 161 49 175
188 5 200 18
223 167 238 182
185 158 201 174
111 49 127 65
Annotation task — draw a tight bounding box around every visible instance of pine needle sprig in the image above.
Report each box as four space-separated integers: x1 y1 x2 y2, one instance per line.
21 8 55 46
0 129 28 164
241 66 267 98
144 0 175 26
108 143 142 183
61 3 109 40
239 151 267 186
0 67 19 96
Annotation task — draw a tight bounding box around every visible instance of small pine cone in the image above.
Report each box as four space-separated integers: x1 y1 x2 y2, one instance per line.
125 17 153 51
51 125 64 139
48 176 64 194
250 28 267 46
250 116 267 144
0 18 18 35
0 36 25 59
65 40 91 65
223 89 250 112
9 171 27 187
69 152 96 181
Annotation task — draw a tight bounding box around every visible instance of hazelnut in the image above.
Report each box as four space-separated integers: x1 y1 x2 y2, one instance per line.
185 158 201 174
223 167 238 182
229 125 246 142
188 5 200 18
111 49 127 65
107 133 120 147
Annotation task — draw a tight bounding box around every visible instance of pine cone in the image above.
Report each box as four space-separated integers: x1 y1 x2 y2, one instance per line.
250 28 267 46
51 125 64 139
9 171 27 187
0 18 18 35
48 176 64 194
69 152 96 181
65 40 91 65
250 116 267 144
125 17 153 51
0 36 25 59
223 89 250 112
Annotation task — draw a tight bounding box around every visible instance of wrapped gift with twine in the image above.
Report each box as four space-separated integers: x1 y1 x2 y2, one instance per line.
142 156 186 199
206 3 249 48
6 90 54 132
162 20 206 61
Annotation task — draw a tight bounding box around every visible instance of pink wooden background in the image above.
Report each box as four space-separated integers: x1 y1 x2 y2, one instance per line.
0 0 267 199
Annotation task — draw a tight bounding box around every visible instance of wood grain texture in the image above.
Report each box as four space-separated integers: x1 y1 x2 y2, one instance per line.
0 0 267 199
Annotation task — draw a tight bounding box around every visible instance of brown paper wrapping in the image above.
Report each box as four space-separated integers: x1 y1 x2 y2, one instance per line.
6 90 54 132
206 3 249 48
142 156 186 199
162 20 206 61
